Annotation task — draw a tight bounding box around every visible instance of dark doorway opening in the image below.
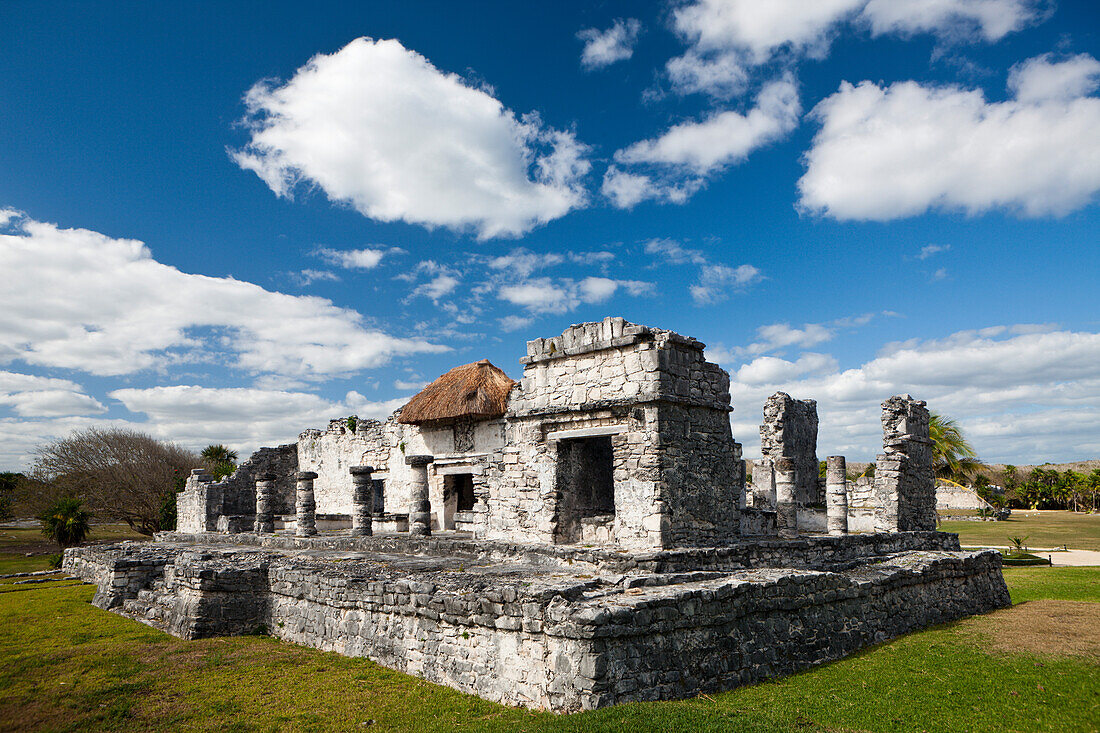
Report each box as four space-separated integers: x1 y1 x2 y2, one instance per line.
554 436 615 543
443 473 476 529
371 478 385 514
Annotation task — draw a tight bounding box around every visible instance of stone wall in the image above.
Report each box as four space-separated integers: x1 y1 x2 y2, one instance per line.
224 444 298 515
495 317 740 550
65 538 1010 712
936 484 992 512
658 402 741 546
297 414 506 534
847 476 876 533
759 392 820 505
297 417 394 515
175 444 297 532
873 395 936 532
176 470 218 533
160 528 963 575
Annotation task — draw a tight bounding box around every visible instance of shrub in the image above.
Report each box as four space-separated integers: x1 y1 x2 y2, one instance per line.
38 497 92 549
211 461 236 480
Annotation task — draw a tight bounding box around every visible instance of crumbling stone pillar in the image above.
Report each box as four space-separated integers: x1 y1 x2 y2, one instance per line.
751 459 776 508
774 457 798 539
825 456 848 535
253 472 275 534
295 471 318 537
873 395 935 533
406 455 434 537
760 392 820 506
350 465 375 537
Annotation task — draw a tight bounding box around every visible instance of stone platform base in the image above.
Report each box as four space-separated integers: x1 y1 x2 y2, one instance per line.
64 532 1009 712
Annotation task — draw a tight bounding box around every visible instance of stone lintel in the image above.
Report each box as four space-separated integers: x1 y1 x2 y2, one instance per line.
435 463 485 476
545 424 627 442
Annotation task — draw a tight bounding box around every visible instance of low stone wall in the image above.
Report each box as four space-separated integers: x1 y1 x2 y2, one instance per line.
158 529 961 574
64 544 175 609
585 551 1008 707
64 540 1008 711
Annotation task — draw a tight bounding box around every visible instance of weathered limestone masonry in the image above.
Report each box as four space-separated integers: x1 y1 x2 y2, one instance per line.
826 456 848 535
406 455 434 536
759 392 820 506
773 457 797 539
749 459 775 509
295 471 318 537
254 473 275 534
349 466 374 536
91 318 1012 712
504 317 741 549
873 395 936 533
176 445 297 533
847 475 877 533
65 534 1010 712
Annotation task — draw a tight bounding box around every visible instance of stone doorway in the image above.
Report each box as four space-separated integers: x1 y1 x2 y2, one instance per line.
442 473 476 529
554 436 615 544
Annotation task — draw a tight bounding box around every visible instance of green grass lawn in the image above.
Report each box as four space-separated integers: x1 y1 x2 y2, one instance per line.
0 567 1096 732
1003 566 1100 604
940 510 1100 551
0 523 150 576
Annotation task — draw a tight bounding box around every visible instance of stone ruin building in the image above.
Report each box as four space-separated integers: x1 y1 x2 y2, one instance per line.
65 317 1009 712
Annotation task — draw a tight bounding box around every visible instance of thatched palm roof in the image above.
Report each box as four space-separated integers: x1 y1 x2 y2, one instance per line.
398 359 515 425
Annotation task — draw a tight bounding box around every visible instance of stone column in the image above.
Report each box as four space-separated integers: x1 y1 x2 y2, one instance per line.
826 456 848 536
253 472 275 534
406 455 434 537
350 465 375 537
873 394 935 532
295 471 318 537
751 459 776 509
774 457 798 539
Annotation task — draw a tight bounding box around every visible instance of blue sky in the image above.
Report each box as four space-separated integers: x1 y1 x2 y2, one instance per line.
2 0 1099 469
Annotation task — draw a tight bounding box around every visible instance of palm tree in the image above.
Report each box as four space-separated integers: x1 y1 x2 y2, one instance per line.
39 497 92 549
201 444 238 465
929 412 983 484
201 444 238 480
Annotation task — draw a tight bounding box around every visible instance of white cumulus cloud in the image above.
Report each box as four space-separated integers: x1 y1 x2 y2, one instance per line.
861 0 1046 42
577 18 642 69
110 385 410 456
233 37 590 239
667 0 1044 96
720 326 1100 462
690 264 763 305
0 371 105 417
1008 52 1100 103
0 211 443 379
498 276 652 314
606 77 800 206
799 55 1100 220
316 247 394 270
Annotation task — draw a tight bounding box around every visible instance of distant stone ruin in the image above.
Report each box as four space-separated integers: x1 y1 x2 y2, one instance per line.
64 317 1009 712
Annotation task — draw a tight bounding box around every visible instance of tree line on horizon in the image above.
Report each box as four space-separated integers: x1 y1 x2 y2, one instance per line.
0 428 240 540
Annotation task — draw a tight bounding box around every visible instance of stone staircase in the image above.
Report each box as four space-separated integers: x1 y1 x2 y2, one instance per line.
119 576 176 633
